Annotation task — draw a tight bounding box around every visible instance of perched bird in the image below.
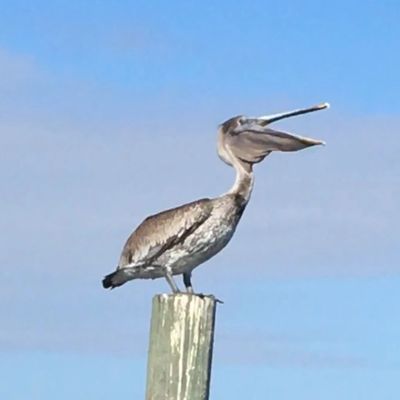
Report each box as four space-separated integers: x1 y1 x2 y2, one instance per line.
102 103 329 293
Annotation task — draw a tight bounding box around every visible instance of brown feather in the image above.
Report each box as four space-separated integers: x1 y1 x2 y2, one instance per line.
118 198 212 269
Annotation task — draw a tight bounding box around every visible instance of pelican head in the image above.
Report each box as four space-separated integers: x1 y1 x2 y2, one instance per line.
217 103 329 171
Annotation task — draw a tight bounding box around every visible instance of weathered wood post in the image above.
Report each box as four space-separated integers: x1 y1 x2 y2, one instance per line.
145 294 218 400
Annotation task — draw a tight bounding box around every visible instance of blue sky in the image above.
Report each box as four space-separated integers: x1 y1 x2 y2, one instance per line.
1 1 399 399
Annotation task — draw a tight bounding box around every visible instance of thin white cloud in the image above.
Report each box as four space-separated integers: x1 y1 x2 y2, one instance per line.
1 112 399 279
1 81 399 357
0 46 42 89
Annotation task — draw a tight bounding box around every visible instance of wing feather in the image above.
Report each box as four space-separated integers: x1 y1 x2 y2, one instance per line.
118 198 212 269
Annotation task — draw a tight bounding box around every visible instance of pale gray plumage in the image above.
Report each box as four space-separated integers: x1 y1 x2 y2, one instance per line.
102 102 329 292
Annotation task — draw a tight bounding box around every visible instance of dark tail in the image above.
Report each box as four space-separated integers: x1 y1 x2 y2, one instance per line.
102 271 124 289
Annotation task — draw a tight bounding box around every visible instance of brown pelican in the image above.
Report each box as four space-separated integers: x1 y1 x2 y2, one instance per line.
102 103 329 293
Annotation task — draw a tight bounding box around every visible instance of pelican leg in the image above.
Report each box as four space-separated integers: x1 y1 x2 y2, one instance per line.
183 272 194 294
165 268 180 293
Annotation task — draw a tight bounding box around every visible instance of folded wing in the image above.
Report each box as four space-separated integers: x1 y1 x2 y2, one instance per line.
118 198 213 269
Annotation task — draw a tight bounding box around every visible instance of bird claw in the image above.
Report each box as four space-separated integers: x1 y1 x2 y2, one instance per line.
192 292 224 304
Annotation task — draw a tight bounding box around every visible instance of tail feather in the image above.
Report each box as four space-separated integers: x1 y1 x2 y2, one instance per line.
102 270 124 289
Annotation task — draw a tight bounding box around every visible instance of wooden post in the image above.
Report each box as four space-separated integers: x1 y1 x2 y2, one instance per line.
145 294 217 400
